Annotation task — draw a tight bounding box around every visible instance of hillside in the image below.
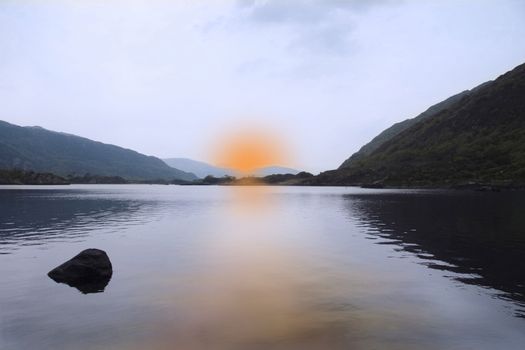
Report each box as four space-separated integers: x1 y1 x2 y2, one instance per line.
163 158 300 179
314 62 525 187
0 121 197 181
339 87 483 168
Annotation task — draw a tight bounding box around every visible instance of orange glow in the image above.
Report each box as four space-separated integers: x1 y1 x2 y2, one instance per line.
211 127 290 175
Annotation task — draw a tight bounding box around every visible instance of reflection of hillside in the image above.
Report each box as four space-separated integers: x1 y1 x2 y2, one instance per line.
0 189 157 253
343 191 525 316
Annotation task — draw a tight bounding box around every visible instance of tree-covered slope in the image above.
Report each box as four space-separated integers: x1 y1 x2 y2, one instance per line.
0 169 69 185
0 121 197 181
318 62 525 186
340 83 490 168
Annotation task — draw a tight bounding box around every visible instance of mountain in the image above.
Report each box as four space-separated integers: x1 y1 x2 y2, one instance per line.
163 158 300 179
163 158 232 178
0 121 197 181
339 83 490 168
313 62 525 187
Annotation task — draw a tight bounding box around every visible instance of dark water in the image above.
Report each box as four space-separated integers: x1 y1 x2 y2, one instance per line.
1 185 524 349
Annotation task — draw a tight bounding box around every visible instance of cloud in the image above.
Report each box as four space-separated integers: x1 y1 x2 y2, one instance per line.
237 0 395 24
233 0 397 56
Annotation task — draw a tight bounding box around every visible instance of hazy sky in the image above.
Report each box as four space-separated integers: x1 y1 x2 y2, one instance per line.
1 0 525 173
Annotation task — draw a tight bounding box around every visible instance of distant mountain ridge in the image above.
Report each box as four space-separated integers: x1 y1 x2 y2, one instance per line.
0 121 197 181
163 158 232 178
312 62 525 187
163 158 300 179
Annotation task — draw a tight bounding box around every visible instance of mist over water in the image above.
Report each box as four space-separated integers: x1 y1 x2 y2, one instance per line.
1 185 525 349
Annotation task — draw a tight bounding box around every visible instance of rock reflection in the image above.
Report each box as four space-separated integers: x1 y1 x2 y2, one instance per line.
50 274 112 294
344 191 525 316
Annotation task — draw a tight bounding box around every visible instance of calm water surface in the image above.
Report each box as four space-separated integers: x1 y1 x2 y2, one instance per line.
1 185 525 349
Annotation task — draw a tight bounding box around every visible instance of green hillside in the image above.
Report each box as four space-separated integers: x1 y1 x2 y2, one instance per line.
0 121 197 181
339 86 484 168
315 62 525 187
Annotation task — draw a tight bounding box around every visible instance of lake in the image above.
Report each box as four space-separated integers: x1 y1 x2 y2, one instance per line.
1 185 524 349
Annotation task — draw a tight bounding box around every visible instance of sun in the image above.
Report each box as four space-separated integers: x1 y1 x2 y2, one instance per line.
211 127 290 175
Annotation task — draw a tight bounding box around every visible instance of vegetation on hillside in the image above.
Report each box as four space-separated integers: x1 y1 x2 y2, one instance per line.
189 172 314 186
339 88 478 168
0 121 197 181
0 169 69 185
313 62 525 187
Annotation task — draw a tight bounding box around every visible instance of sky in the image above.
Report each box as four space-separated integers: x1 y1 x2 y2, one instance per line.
1 0 525 173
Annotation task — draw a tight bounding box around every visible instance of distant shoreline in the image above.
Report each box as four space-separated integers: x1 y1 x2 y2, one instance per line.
1 168 523 191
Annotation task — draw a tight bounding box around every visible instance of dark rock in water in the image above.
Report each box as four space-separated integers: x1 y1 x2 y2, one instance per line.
48 249 112 294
